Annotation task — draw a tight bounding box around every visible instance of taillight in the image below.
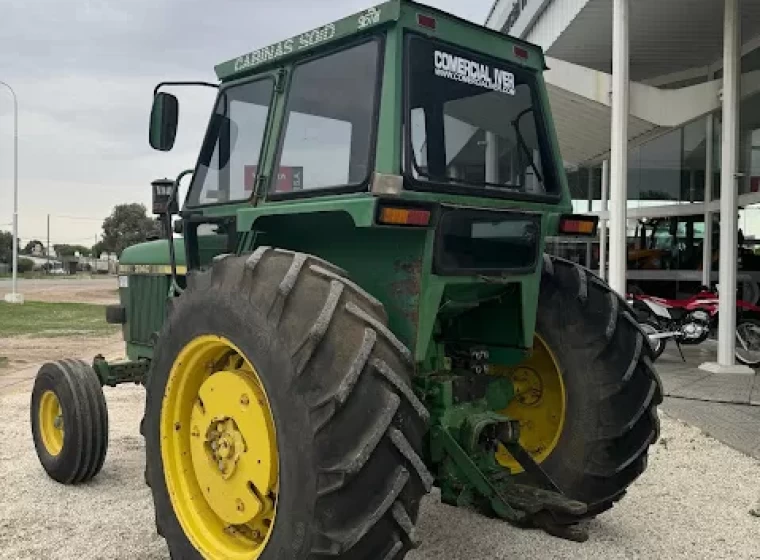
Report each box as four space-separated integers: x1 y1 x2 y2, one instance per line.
417 14 437 30
558 214 598 237
377 206 432 227
514 46 529 60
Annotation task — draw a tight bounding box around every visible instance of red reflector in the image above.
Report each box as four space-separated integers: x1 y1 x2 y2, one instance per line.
379 207 431 227
407 209 431 225
514 46 529 60
417 14 437 30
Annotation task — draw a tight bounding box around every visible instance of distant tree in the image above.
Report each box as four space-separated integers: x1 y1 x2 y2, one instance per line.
0 230 15 264
100 203 162 256
22 240 45 255
54 244 91 257
91 241 106 259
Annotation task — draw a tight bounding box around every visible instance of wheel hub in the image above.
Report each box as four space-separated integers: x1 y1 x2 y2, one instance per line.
206 418 246 479
39 390 64 456
492 335 566 473
510 367 543 406
188 369 276 527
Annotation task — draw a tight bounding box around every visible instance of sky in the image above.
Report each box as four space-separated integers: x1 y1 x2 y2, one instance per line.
0 0 494 249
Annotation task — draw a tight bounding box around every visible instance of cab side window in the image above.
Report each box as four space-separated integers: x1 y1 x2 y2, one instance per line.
273 40 381 193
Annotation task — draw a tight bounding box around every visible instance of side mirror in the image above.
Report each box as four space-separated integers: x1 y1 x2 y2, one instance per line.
149 92 179 151
198 114 238 170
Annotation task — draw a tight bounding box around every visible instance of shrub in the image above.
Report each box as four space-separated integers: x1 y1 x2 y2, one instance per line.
16 258 34 273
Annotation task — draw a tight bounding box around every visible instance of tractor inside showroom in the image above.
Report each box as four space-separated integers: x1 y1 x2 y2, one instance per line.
30 2 662 558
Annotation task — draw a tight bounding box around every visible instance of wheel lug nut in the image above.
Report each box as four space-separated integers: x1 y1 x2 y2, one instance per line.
236 499 245 512
240 394 250 406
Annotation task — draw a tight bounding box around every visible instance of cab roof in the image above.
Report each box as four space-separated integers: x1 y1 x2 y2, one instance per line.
214 0 546 83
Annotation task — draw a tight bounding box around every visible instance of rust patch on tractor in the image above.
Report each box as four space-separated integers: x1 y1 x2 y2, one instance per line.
391 258 423 328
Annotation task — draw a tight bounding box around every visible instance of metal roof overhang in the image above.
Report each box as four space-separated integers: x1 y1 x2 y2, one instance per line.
488 0 760 81
487 0 760 166
545 59 760 166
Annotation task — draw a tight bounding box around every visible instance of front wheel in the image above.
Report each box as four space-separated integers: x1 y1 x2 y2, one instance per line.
30 359 109 484
735 317 760 367
640 320 667 360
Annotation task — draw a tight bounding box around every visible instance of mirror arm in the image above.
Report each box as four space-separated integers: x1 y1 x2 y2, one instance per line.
153 81 219 96
166 168 195 296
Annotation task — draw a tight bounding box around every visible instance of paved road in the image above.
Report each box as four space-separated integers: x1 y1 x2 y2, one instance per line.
0 277 115 290
0 276 118 304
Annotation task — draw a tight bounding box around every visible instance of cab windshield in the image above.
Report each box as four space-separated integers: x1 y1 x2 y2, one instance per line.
405 36 558 199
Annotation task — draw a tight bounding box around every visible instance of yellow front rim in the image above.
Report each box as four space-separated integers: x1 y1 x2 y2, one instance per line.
39 390 64 456
161 335 278 560
494 334 566 473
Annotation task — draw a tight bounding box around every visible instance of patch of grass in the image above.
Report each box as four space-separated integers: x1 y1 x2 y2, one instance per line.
0 301 119 338
0 356 8 369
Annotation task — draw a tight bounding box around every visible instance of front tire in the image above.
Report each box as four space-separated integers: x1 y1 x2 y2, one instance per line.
31 359 109 484
144 248 431 560
640 320 667 360
735 317 760 367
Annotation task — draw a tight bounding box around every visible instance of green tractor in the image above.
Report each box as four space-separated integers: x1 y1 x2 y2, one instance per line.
30 2 661 558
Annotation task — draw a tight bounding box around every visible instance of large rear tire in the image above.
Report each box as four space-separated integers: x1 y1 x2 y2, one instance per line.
518 256 662 521
143 248 431 560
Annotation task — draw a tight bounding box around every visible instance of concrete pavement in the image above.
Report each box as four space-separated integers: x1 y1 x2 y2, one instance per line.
656 342 760 460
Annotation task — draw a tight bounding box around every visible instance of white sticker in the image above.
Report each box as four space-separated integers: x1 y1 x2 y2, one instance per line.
434 50 516 95
118 275 129 288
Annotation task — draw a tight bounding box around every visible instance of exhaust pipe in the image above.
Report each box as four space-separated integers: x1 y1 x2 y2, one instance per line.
647 331 681 340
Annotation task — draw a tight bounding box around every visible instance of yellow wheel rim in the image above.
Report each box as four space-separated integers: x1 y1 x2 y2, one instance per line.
161 335 278 560
494 334 566 473
39 390 64 456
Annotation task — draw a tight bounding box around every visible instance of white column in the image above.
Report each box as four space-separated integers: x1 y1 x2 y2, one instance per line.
600 159 610 280
702 112 714 288
608 0 630 296
701 0 753 374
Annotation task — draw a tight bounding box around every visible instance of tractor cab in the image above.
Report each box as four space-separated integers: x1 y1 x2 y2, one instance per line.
139 0 581 361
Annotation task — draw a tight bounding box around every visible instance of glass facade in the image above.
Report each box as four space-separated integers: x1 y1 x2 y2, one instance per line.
551 47 760 301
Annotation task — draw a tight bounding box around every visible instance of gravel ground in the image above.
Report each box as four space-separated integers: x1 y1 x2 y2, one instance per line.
0 332 123 374
1 385 759 560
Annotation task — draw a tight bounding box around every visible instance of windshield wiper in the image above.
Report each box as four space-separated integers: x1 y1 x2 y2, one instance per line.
512 108 543 185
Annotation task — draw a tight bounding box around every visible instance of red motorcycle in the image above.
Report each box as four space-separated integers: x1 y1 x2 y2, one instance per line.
628 287 760 367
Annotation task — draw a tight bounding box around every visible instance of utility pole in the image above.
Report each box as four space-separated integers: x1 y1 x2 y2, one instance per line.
47 213 50 273
0 80 22 303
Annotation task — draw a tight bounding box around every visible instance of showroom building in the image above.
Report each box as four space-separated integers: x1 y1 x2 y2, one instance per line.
486 0 760 371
